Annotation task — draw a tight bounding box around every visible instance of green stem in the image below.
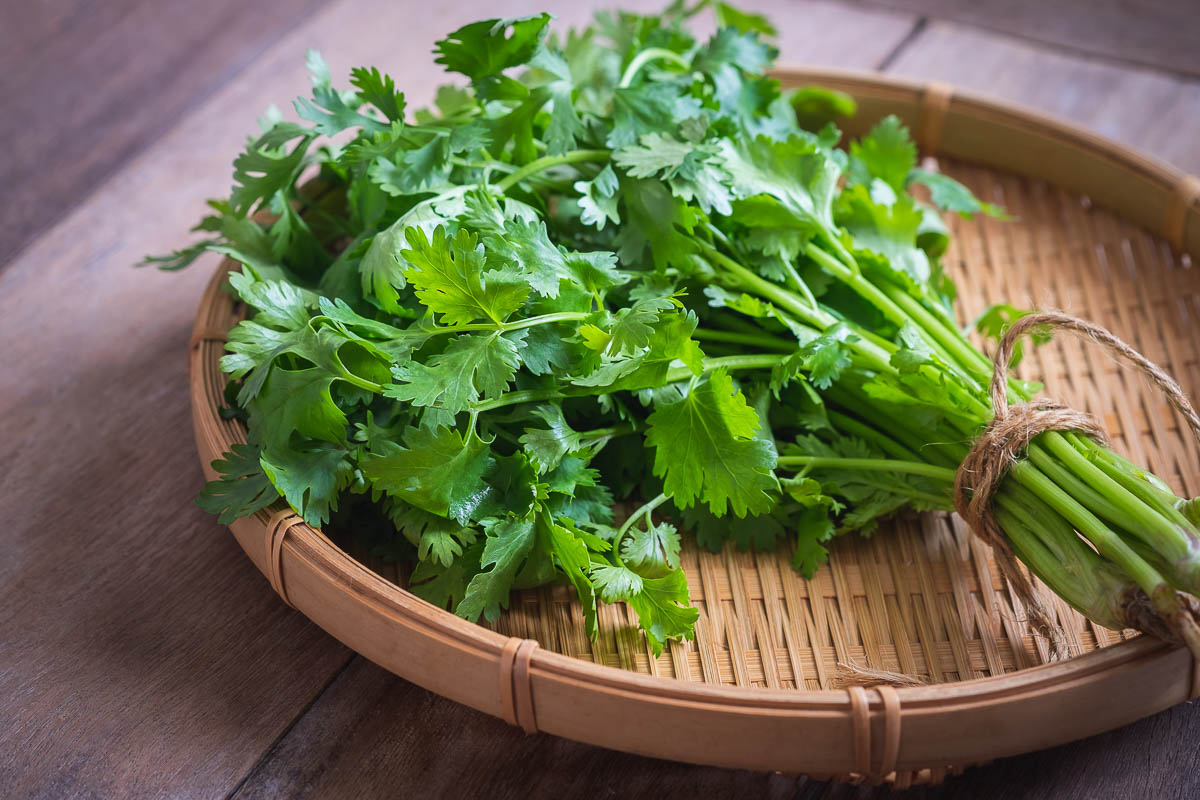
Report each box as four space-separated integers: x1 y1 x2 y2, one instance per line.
880 282 991 382
472 387 563 413
1040 431 1188 561
664 354 784 383
612 493 670 567
581 423 636 442
337 371 384 394
429 311 591 336
826 410 923 462
618 48 690 88
776 456 957 484
495 149 610 193
1071 434 1184 516
1009 460 1167 596
693 327 797 352
702 244 895 373
704 245 833 329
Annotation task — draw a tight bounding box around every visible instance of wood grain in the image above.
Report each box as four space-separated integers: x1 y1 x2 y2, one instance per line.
229 658 799 800
855 0 1200 78
0 0 333 265
884 21 1200 174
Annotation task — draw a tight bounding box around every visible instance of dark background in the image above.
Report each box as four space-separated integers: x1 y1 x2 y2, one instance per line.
2 1 1198 797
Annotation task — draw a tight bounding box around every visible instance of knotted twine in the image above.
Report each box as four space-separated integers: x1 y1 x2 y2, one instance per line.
953 311 1200 658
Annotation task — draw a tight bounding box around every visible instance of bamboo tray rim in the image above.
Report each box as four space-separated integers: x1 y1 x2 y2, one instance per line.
190 66 1200 776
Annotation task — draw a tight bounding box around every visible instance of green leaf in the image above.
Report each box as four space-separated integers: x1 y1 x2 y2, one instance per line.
400 226 530 325
196 444 280 525
230 123 312 215
625 570 698 656
591 563 643 603
790 86 856 132
799 324 856 389
295 53 387 136
713 2 777 36
456 516 537 621
483 217 569 297
849 115 915 192
519 406 583 473
260 441 353 526
608 82 703 149
227 268 318 329
620 518 681 578
362 426 495 523
563 250 627 294
434 14 552 81
973 303 1050 369
646 369 779 517
247 366 348 450
221 321 352 404
682 505 787 553
694 26 775 75
370 136 452 196
613 176 699 270
837 184 931 286
411 547 478 610
907 168 1005 219
791 507 836 577
614 133 733 216
350 65 407 122
720 134 839 230
544 514 598 637
386 330 527 414
575 164 622 230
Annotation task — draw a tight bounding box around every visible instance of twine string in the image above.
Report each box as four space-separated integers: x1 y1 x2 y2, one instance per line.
954 311 1200 658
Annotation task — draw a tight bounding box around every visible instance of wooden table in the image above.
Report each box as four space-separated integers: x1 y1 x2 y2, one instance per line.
3 1 1198 797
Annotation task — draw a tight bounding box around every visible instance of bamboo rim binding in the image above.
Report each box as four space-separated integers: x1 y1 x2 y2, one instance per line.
955 311 1200 665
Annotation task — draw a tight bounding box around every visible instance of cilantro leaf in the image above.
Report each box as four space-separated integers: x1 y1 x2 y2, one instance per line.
386 330 526 414
626 570 698 656
197 444 280 525
519 406 584 473
544 514 599 637
848 115 916 192
350 65 406 122
620 517 682 578
247 366 348 450
230 123 312 216
400 226 530 325
434 14 551 81
646 369 779 517
720 134 839 230
456 516 537 621
362 426 494 524
575 165 622 230
260 440 353 526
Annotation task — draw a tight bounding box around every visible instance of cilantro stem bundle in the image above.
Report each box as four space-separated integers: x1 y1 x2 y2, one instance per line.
153 3 1200 655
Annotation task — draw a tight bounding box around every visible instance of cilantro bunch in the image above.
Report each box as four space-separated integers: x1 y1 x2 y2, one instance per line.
153 2 1200 655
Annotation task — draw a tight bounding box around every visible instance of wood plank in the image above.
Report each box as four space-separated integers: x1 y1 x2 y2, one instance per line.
884 20 1200 174
0 0 333 266
0 1 916 798
229 658 799 799
853 0 1200 78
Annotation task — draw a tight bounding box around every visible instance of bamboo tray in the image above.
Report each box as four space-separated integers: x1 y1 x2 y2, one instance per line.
189 69 1200 786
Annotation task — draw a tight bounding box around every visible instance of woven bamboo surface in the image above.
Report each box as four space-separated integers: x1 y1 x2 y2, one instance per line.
344 156 1196 691
191 71 1200 783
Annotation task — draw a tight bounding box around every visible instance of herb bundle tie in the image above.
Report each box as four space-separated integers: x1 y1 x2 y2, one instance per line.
955 311 1200 660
